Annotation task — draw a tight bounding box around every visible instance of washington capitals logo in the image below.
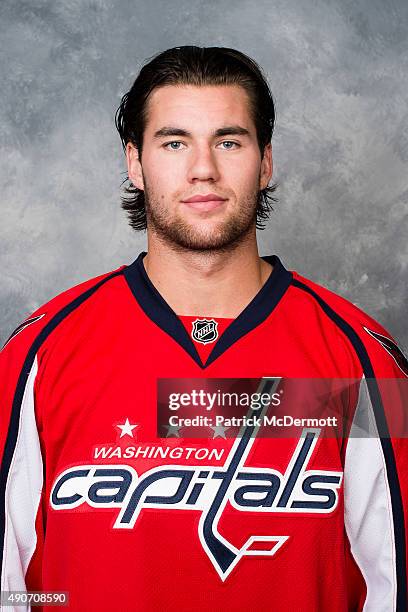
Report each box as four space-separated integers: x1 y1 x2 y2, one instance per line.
191 318 219 344
50 378 343 580
2 314 46 350
364 326 408 377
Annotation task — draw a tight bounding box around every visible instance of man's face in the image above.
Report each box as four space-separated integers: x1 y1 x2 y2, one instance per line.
126 84 272 251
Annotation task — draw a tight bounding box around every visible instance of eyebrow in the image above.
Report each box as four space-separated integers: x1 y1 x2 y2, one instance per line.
152 125 251 139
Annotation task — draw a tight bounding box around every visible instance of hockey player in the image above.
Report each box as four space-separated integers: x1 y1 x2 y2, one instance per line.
1 46 407 611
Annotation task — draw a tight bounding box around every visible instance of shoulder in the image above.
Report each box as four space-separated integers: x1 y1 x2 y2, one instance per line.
1 263 127 360
289 268 408 378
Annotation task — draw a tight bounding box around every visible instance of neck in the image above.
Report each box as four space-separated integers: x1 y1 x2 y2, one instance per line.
142 229 273 318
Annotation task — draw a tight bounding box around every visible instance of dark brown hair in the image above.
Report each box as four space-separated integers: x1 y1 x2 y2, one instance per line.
115 45 278 231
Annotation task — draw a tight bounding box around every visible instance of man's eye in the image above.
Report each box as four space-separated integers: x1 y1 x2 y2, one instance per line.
219 141 240 149
163 141 184 150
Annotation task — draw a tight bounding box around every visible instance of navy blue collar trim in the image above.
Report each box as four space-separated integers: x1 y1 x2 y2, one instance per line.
123 252 292 369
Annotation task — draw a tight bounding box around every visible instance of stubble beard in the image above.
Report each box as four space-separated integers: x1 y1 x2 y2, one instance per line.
144 186 260 254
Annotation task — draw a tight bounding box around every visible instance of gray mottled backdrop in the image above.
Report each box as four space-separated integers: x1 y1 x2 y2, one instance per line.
1 0 407 348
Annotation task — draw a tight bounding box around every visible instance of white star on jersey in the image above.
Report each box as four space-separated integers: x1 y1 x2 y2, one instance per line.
211 424 229 439
165 423 181 438
116 418 138 438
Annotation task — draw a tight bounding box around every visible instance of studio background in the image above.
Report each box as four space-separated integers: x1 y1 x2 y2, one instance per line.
1 0 407 349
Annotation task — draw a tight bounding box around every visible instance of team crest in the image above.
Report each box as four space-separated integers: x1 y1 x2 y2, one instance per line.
2 313 46 350
50 378 343 581
364 326 408 377
191 318 219 344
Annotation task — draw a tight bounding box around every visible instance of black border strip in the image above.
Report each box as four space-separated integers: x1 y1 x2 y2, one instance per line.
0 268 125 582
123 252 293 368
292 277 407 611
205 255 293 367
123 252 202 366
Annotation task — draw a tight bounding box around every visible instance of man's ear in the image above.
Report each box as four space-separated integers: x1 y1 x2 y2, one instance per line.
126 142 144 190
260 142 273 191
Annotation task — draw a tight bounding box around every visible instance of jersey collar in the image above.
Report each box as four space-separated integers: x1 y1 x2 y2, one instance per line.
123 251 292 369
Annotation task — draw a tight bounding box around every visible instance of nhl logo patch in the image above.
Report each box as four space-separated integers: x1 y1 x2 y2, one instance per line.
191 318 219 344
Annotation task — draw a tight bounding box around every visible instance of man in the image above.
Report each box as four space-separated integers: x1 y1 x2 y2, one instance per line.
0 46 407 611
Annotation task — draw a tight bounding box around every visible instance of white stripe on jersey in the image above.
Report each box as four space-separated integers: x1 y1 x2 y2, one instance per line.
1 356 43 606
344 375 396 611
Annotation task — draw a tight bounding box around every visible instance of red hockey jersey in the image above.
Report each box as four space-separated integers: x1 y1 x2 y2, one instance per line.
0 252 407 611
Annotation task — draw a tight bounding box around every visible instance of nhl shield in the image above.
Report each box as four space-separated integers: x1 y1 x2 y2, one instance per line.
191 318 219 344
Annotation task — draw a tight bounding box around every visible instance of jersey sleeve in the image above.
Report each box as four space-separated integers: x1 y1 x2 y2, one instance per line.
0 317 45 603
343 323 408 611
0 266 126 607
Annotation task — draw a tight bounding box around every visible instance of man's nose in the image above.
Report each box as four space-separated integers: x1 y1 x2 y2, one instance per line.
186 146 221 183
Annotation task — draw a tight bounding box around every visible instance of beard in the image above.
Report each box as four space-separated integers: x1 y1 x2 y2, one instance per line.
144 183 260 254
